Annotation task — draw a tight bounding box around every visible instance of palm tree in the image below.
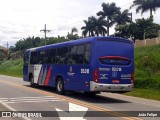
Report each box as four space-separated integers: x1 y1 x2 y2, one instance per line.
71 27 78 35
130 0 160 18
88 16 107 36
97 2 120 36
114 9 131 26
81 18 94 37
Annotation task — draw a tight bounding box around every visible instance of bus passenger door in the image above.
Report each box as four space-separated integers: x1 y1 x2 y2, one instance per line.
23 51 30 81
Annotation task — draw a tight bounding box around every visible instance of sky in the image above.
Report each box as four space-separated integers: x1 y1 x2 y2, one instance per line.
0 0 160 47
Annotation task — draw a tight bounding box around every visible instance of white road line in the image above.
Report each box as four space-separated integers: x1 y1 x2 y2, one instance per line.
5 99 64 104
0 100 8 102
10 98 60 101
0 98 9 100
10 96 57 99
0 96 64 104
0 101 31 120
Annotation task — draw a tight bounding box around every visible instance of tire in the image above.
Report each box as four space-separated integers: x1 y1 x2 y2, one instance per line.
56 78 65 94
30 75 36 87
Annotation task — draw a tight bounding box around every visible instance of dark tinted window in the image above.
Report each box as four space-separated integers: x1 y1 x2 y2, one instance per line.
68 46 77 64
30 51 38 64
84 44 91 64
68 44 90 64
76 45 85 64
24 53 29 65
47 49 56 64
37 50 47 64
56 47 69 64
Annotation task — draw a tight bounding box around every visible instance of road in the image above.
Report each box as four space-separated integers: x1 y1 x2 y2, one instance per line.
0 75 159 120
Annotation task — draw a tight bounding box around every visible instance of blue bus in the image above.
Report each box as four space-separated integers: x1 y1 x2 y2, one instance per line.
23 37 134 95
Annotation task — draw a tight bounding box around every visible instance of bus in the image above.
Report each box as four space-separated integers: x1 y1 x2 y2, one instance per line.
23 36 134 95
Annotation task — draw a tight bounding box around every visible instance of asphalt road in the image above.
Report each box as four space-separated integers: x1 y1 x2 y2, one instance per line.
0 75 159 120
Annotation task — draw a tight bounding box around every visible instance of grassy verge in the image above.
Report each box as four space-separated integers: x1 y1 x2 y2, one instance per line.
0 59 23 77
134 45 160 89
125 88 160 101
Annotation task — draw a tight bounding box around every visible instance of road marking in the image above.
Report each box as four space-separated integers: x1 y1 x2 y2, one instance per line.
6 100 63 104
0 96 64 103
0 80 142 120
0 101 31 120
9 96 58 99
56 102 88 120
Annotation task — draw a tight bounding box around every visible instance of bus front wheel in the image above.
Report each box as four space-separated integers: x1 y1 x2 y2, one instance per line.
56 78 65 95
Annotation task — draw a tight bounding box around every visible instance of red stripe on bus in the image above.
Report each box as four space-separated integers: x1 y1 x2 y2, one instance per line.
44 67 51 85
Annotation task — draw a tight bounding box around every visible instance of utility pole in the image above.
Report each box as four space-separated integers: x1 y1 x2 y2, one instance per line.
40 24 51 45
5 41 9 50
128 12 133 23
5 41 9 55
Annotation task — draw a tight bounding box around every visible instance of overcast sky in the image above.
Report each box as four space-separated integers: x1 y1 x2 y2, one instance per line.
0 0 160 47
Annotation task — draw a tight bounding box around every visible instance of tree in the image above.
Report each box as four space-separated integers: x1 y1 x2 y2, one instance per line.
71 27 78 35
81 18 94 37
88 16 107 36
97 2 120 36
115 17 160 40
113 9 131 26
130 0 160 18
67 27 79 40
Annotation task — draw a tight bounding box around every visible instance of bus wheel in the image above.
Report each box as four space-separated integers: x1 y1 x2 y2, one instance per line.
30 75 36 87
56 78 65 95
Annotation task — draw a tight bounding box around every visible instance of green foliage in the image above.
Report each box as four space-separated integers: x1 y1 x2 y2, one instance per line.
97 2 121 36
134 45 160 89
0 59 23 77
130 0 160 18
113 9 131 26
9 36 69 57
67 27 80 40
81 16 107 37
115 17 160 40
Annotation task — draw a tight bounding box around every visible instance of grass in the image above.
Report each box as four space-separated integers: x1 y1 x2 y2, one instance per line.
134 45 160 89
125 88 160 101
0 59 23 77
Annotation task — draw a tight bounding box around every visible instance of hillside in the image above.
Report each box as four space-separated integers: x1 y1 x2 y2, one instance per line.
0 59 23 77
134 45 160 89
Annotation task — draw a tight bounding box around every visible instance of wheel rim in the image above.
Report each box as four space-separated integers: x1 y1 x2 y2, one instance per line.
57 81 62 92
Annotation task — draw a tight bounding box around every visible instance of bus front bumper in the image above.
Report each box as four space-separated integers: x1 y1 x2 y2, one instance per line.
90 81 133 92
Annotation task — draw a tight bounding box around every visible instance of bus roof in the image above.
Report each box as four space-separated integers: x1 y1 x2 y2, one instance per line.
26 36 133 52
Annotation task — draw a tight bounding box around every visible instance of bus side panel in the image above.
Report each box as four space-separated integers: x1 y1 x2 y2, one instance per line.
64 65 91 91
47 64 91 91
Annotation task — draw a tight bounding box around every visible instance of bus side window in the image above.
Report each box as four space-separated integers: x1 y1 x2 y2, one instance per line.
84 44 91 64
30 51 38 64
49 49 56 64
24 53 29 65
77 45 85 64
38 50 46 64
68 46 77 64
56 47 68 64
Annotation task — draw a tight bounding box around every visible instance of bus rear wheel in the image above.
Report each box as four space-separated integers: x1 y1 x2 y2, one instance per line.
30 75 36 87
56 78 65 95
